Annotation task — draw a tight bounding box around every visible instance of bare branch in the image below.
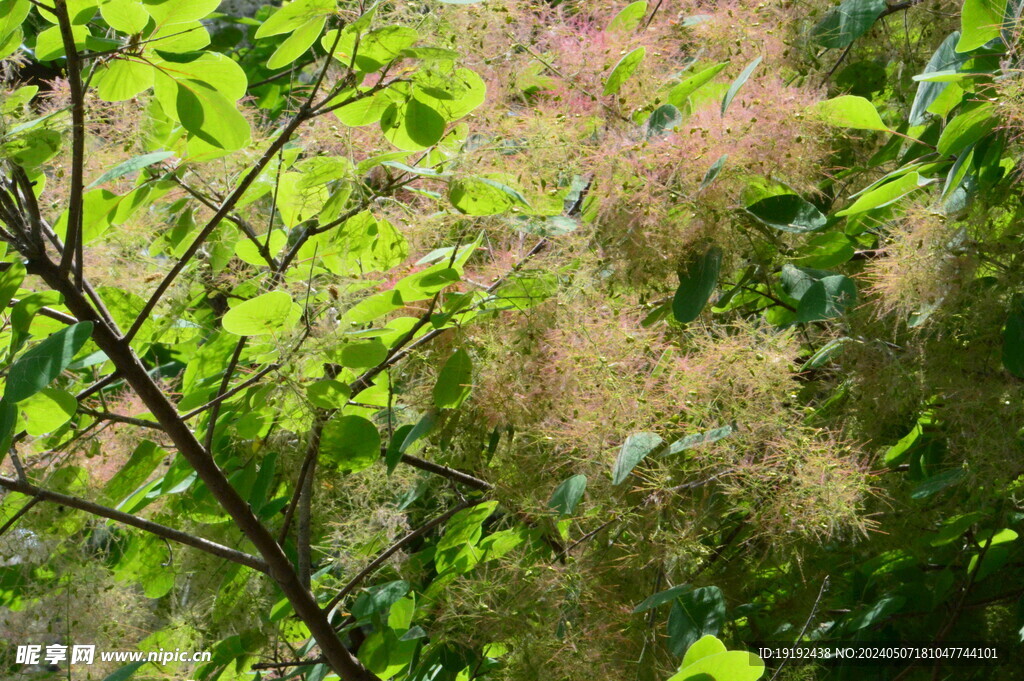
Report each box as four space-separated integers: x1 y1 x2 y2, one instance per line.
52 0 86 287
0 474 268 573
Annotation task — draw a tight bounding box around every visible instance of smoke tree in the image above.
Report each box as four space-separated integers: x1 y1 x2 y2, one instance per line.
0 0 1023 680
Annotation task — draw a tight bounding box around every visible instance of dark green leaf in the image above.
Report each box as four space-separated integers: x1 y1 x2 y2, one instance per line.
672 246 722 324
644 104 682 138
102 661 147 681
612 432 663 485
663 424 736 455
796 275 857 322
5 322 93 403
910 32 966 126
86 151 174 189
548 474 587 517
351 580 411 620
667 586 726 657
811 0 887 48
911 468 967 499
699 154 727 191
745 194 826 233
720 57 760 116
632 584 691 613
433 349 473 409
1003 301 1024 377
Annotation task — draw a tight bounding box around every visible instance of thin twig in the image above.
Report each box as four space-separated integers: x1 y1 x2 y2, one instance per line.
325 499 481 613
0 474 268 572
204 338 246 453
78 406 163 430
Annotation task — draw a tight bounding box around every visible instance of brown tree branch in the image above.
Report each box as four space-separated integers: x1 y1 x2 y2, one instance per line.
52 0 85 287
0 473 268 572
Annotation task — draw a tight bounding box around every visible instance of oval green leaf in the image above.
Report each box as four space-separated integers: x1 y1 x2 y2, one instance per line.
321 414 381 474
222 291 296 336
673 246 722 324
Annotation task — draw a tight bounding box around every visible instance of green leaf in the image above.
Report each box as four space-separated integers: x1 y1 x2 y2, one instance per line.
669 650 765 681
0 0 31 44
810 94 889 131
433 348 473 409
101 0 150 34
449 177 529 215
811 0 886 48
721 56 761 116
699 154 727 191
910 33 967 125
413 67 487 120
222 291 297 336
87 151 173 189
0 399 16 457
796 274 857 322
666 62 727 108
172 80 251 150
321 414 381 474
438 501 498 551
967 544 1011 581
612 432 663 485
845 595 905 630
100 440 165 507
18 387 77 436
351 580 410 620
307 379 351 409
95 58 155 102
340 340 388 369
0 260 26 312
936 103 997 157
151 52 250 150
1003 301 1024 377
663 424 735 455
603 47 646 96
400 47 460 61
333 88 396 126
680 635 728 669
836 171 932 216
911 468 967 499
4 322 93 403
380 98 446 151
644 104 682 137
607 1 648 32
957 0 1006 52
142 0 219 24
745 194 826 233
324 25 420 72
667 586 726 657
794 231 856 268
672 246 722 324
254 0 334 39
548 474 587 517
102 661 147 681
632 584 691 613
267 16 326 70
2 128 62 168
35 23 90 61
806 337 856 368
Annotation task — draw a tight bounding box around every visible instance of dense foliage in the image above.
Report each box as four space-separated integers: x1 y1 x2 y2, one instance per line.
1 0 1024 679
